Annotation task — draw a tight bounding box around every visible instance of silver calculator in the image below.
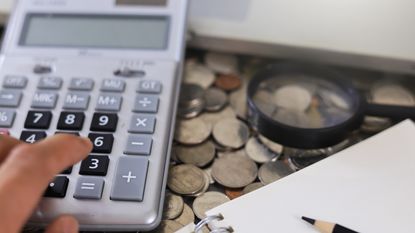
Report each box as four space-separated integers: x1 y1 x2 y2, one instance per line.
0 0 188 231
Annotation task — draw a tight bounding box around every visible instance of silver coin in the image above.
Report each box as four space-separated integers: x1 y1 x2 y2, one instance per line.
370 83 415 106
217 149 248 158
175 141 216 167
177 83 206 118
203 165 215 184
163 193 184 220
242 182 264 195
192 170 211 197
192 191 230 220
229 84 248 119
167 164 206 195
287 154 327 170
273 85 312 111
205 52 238 75
361 116 392 133
211 154 258 188
174 204 195 226
258 134 283 155
212 118 250 149
184 63 216 89
245 137 278 163
204 87 228 112
258 160 294 185
199 106 236 126
150 220 184 233
174 118 212 145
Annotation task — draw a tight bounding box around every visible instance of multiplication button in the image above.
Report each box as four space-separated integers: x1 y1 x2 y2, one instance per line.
133 95 159 113
129 114 156 133
124 135 152 155
110 157 148 202
74 177 104 200
63 92 90 110
0 90 22 107
3 75 27 89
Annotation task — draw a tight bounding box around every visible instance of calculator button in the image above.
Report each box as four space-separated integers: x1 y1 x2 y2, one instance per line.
133 95 159 113
79 155 109 176
0 110 16 128
110 156 148 202
31 91 58 109
0 90 22 107
61 166 73 175
101 79 126 92
129 114 156 134
38 77 63 90
74 177 105 200
34 65 53 74
124 135 152 155
114 68 145 78
137 80 162 94
20 131 47 143
90 113 118 132
63 92 90 110
69 78 94 91
89 133 114 153
57 112 85 130
96 94 123 111
25 111 52 129
44 176 68 198
3 75 28 89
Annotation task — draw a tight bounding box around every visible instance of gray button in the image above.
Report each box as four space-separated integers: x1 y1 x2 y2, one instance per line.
137 80 162 94
101 79 125 92
129 114 156 134
31 91 58 109
133 95 159 113
124 135 153 155
74 177 104 200
0 90 22 107
69 78 94 91
63 92 90 110
0 109 16 127
3 75 28 89
38 77 63 90
96 94 122 111
110 157 148 202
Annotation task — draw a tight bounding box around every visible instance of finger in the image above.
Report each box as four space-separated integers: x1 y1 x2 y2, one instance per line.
45 215 79 233
0 134 92 233
0 134 22 163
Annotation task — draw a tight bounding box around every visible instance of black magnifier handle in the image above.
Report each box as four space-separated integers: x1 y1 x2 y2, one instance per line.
366 103 415 120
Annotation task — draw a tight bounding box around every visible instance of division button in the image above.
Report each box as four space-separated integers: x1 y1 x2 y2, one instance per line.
79 155 110 176
38 77 63 90
31 91 58 109
124 135 152 155
101 79 126 92
110 156 148 202
0 109 16 128
57 112 85 130
90 113 118 132
44 176 69 198
63 92 90 110
137 80 162 94
20 131 47 143
128 114 156 134
96 94 122 111
133 95 159 113
24 111 52 129
69 78 94 91
0 90 22 107
73 177 105 200
3 75 28 89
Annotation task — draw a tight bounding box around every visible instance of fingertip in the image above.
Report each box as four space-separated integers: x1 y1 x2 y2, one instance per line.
45 215 79 233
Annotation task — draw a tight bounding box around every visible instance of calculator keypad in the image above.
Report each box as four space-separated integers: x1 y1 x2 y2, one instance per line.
57 112 85 130
90 113 118 132
74 177 105 200
0 109 16 127
96 94 123 111
0 90 22 107
63 92 90 110
25 111 52 129
38 77 63 90
45 176 69 198
20 131 47 143
80 155 110 176
124 135 153 155
133 95 159 113
3 75 28 89
89 133 114 153
31 91 58 109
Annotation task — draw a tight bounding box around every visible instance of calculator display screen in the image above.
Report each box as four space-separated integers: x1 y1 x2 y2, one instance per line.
19 14 169 50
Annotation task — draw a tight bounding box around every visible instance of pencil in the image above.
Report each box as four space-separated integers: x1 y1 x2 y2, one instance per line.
301 216 359 233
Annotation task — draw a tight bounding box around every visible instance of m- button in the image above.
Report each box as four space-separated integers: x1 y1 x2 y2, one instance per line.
63 92 90 110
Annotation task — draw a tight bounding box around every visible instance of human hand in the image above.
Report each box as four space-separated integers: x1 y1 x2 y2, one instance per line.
0 134 93 233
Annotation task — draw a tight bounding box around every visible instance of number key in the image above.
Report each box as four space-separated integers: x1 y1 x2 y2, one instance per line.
24 111 52 129
90 113 118 132
88 133 114 153
57 112 85 130
79 155 109 176
20 131 47 143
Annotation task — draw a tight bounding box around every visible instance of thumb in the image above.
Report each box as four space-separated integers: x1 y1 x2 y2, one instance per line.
44 215 79 233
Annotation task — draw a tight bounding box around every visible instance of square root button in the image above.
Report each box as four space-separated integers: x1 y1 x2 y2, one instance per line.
124 135 152 155
110 157 148 202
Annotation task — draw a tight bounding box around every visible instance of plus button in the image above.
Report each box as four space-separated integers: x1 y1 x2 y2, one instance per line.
122 171 137 183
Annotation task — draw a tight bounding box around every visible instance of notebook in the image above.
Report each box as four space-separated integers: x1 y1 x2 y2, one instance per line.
202 119 415 233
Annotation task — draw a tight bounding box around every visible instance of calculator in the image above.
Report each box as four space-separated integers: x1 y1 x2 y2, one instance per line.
0 0 188 231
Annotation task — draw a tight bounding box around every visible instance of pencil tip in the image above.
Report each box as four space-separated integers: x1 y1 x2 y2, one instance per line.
301 216 316 225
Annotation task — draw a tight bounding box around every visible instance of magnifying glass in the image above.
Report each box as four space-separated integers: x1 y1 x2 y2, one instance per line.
247 63 365 149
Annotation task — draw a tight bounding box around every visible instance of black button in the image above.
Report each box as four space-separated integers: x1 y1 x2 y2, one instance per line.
24 111 52 129
61 166 72 175
20 131 47 143
79 155 109 176
44 176 69 198
34 65 52 74
90 113 118 132
57 112 85 130
88 133 114 153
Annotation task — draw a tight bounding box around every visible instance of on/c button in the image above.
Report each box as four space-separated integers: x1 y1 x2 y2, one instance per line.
110 157 149 202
